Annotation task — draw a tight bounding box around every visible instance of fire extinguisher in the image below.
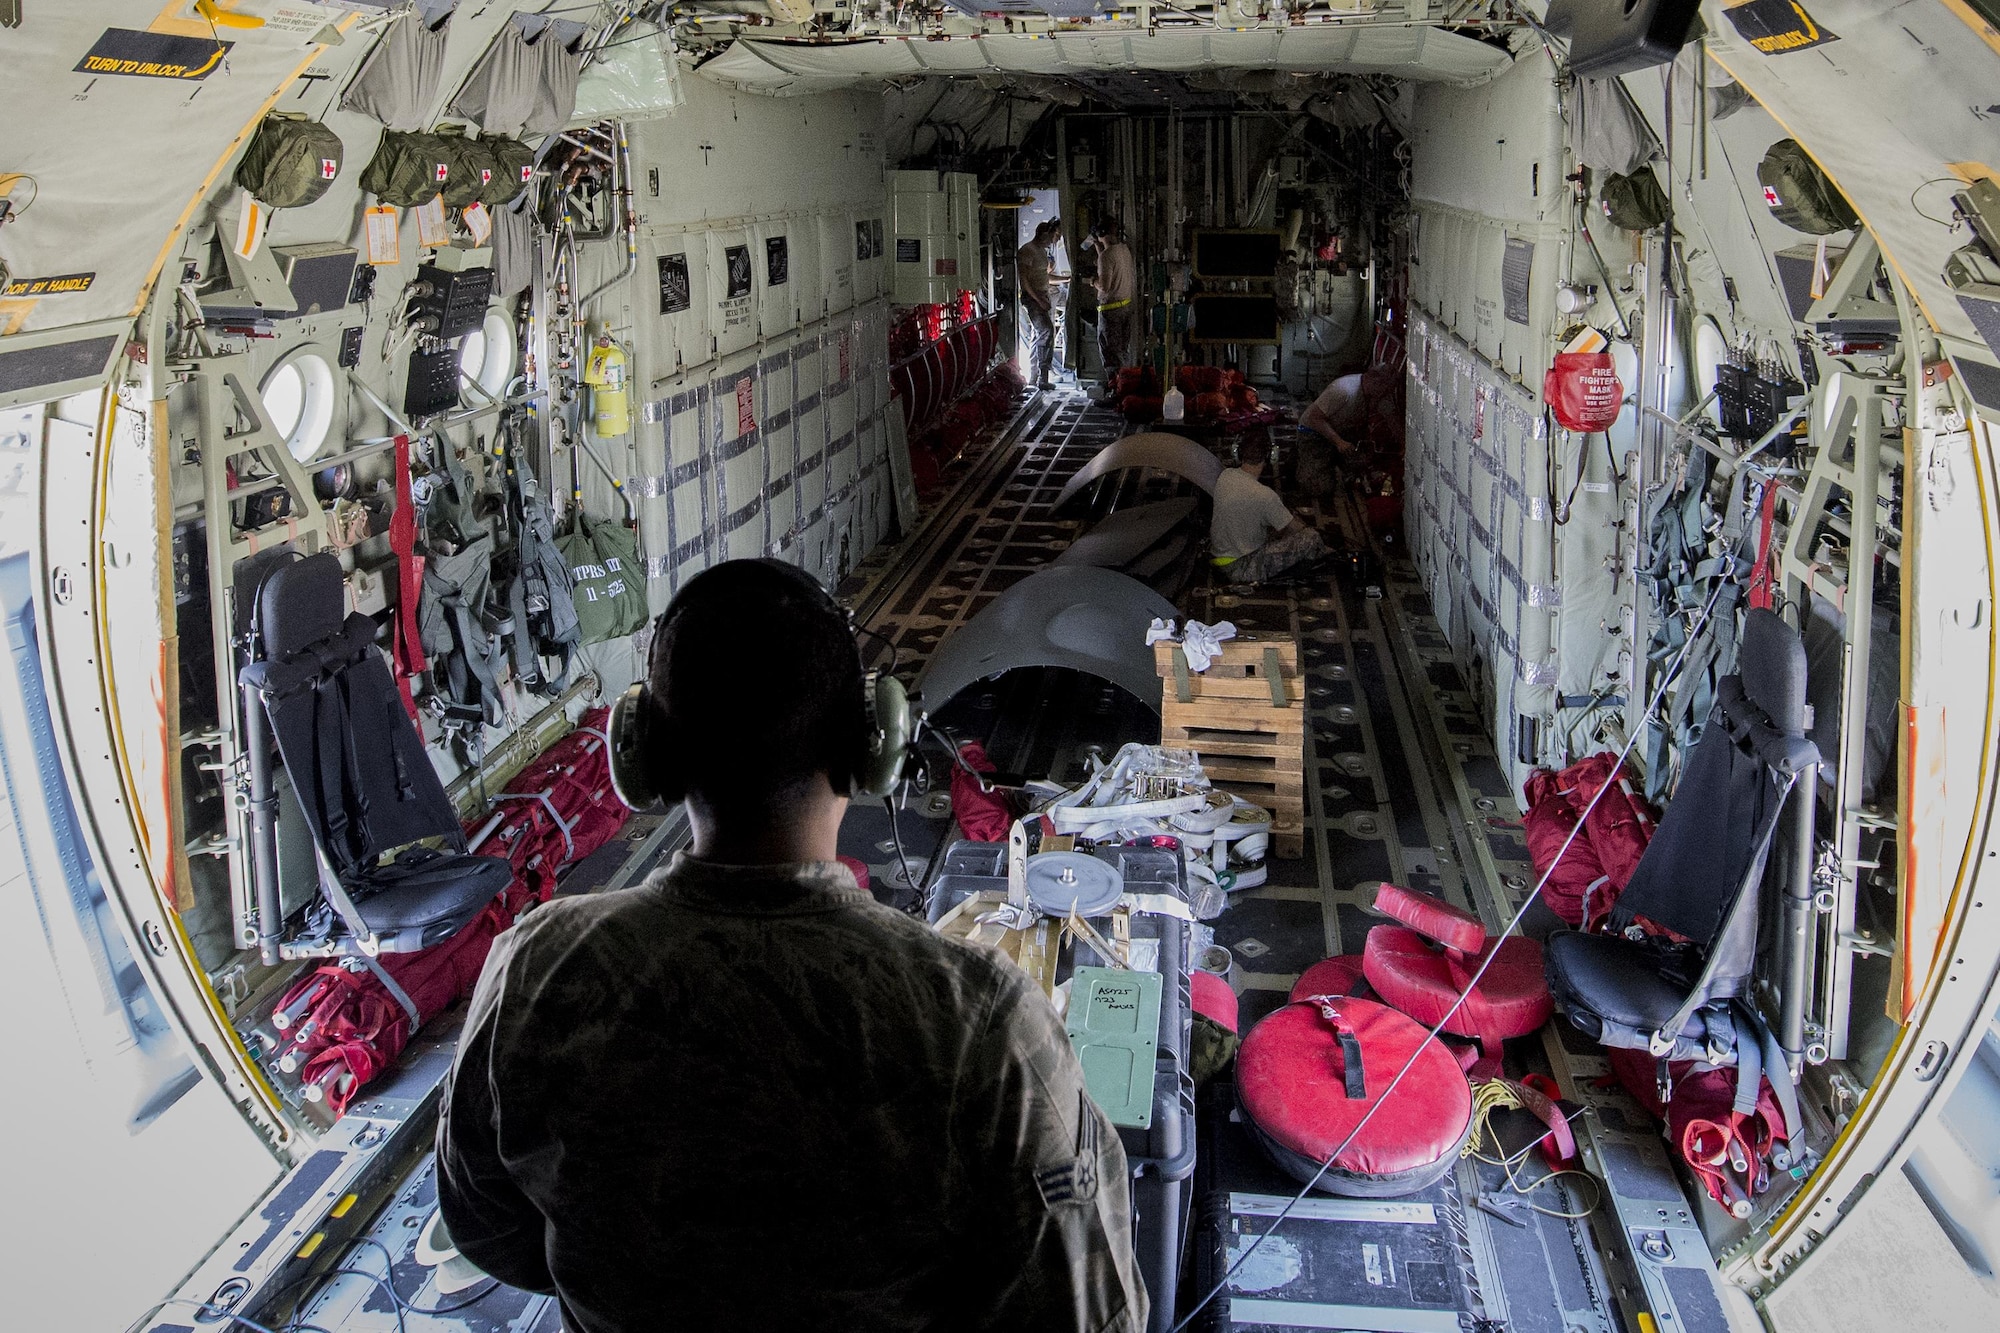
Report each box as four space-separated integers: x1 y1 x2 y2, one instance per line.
583 331 629 437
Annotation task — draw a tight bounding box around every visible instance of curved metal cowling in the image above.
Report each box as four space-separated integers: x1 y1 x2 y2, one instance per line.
1052 496 1199 570
1052 432 1224 512
916 566 1179 716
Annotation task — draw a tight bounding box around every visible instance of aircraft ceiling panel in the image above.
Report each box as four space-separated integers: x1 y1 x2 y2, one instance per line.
697 27 1511 96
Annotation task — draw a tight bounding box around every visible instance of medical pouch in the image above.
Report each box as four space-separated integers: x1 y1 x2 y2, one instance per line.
1756 138 1859 235
1543 351 1624 432
1599 167 1669 232
556 511 648 644
359 129 451 208
235 113 345 209
434 125 496 209
481 137 537 207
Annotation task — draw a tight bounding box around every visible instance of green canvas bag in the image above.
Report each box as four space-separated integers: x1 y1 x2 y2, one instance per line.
359 129 451 208
1756 139 1860 235
235 113 344 209
557 511 648 644
433 125 495 210
1600 168 1670 232
481 137 536 207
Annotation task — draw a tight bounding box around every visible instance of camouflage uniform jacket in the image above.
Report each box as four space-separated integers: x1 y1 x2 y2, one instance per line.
437 853 1148 1333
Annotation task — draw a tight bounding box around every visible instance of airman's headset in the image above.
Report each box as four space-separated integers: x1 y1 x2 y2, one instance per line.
606 559 913 811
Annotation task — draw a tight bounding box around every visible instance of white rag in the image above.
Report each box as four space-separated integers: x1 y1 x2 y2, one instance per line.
1180 619 1237 672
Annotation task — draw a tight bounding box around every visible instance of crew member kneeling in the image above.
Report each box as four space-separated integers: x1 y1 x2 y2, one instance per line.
437 559 1147 1333
1210 435 1327 584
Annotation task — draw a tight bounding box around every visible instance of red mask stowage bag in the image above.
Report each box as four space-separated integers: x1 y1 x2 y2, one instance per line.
1543 351 1624 431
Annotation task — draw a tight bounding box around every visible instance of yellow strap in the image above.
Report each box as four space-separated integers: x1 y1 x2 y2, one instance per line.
1098 298 1132 311
1211 555 1238 567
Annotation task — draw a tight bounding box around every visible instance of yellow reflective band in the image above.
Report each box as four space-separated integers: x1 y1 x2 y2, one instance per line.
1211 555 1238 567
1098 298 1132 310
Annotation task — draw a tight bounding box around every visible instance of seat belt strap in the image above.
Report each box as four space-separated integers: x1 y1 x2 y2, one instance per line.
357 954 421 1028
388 434 427 719
1747 480 1779 611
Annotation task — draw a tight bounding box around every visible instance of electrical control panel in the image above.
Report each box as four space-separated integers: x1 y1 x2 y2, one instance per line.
1715 363 1803 446
404 344 462 419
411 263 494 341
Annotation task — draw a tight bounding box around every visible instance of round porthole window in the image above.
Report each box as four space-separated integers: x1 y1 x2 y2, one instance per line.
260 350 337 463
458 309 516 400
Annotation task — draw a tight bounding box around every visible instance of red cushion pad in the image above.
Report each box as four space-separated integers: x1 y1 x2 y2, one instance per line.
1191 969 1240 1034
1374 883 1487 953
1237 996 1473 1192
1363 926 1552 1042
1289 954 1369 1004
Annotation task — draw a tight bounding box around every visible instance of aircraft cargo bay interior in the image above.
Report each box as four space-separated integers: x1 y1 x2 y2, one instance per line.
3 2 2000 1331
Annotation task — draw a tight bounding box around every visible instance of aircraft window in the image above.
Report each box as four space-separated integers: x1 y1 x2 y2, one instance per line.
459 310 516 400
1693 320 1728 428
259 351 336 463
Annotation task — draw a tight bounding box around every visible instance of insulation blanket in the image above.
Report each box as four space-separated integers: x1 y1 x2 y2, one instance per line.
278 707 629 1112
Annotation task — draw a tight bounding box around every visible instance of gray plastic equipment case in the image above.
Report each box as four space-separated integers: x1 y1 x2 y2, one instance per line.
927 840 1196 1333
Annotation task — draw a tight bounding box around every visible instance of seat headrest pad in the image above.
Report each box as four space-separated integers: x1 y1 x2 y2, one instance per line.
1738 607 1809 736
260 551 349 660
1374 883 1487 954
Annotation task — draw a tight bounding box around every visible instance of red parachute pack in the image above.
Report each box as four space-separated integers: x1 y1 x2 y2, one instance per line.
1521 752 1657 928
1606 1046 1792 1218
273 708 632 1113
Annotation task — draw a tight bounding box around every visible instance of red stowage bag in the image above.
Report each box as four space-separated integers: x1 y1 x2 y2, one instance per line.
1543 351 1623 431
1521 752 1657 928
1605 1047 1791 1217
950 741 1013 842
1289 954 1369 1003
1238 995 1473 1197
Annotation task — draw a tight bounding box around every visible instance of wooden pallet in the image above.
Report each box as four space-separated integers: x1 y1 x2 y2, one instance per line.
1155 633 1306 859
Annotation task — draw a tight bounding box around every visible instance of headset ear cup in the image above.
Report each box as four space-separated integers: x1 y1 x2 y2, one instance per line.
855 674 912 799
607 683 662 811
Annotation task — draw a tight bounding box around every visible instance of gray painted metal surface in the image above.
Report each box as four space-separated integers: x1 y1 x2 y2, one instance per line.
1053 432 1223 511
1053 496 1199 569
916 565 1177 714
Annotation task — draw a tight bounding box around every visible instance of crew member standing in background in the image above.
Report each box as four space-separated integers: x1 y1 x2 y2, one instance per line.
1018 218 1062 391
1089 220 1135 391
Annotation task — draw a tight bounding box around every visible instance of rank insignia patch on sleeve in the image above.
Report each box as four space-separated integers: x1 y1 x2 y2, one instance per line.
1036 1092 1103 1207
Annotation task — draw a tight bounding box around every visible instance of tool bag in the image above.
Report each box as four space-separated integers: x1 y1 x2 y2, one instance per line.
359 129 452 208
1600 167 1670 232
1756 138 1860 235
557 510 648 644
235 113 344 209
1543 351 1624 431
